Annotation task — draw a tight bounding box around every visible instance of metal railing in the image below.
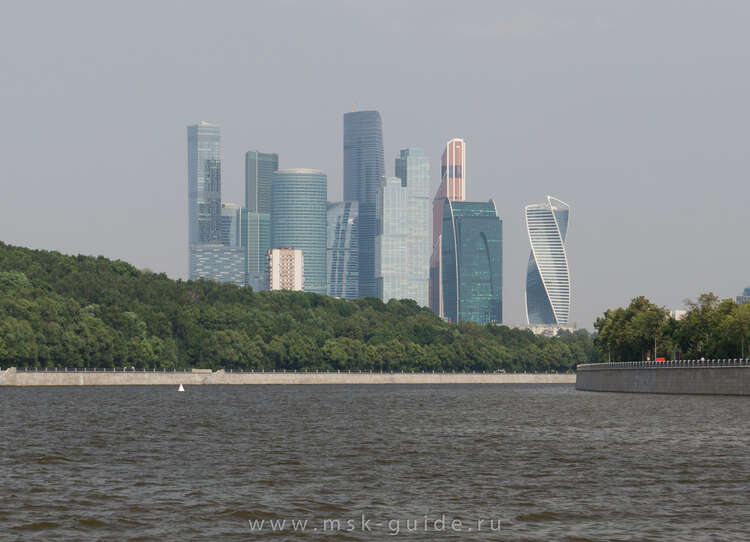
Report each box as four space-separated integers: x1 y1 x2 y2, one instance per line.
577 359 750 371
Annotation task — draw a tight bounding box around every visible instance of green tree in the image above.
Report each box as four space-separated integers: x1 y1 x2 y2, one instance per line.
0 270 32 289
675 293 725 358
122 311 147 339
595 296 669 361
0 335 7 362
0 317 38 366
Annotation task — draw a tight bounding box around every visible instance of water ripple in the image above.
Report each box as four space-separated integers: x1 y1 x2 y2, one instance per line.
1 384 748 540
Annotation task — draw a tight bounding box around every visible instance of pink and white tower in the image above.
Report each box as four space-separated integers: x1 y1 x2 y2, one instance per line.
429 138 466 316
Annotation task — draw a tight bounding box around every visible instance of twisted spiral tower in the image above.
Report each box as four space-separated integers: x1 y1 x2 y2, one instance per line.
524 196 571 325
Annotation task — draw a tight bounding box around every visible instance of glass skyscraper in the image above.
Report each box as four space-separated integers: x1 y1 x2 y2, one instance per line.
373 148 430 305
440 200 503 324
327 201 359 299
241 209 270 291
220 202 242 247
271 169 327 295
430 138 466 316
343 110 385 298
244 151 278 290
524 196 571 326
395 148 431 306
188 122 222 246
375 177 409 302
188 122 223 280
245 151 278 214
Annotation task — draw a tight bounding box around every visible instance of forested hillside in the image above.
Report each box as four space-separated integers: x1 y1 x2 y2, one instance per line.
0 241 597 371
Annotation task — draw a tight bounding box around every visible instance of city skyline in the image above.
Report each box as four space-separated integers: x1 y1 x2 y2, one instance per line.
3 5 749 541
186 119 490 318
3 2 749 327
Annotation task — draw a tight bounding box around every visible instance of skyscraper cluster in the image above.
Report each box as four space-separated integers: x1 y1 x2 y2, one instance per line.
187 112 571 326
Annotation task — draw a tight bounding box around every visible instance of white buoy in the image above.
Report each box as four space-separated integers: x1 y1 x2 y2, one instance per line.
178 383 185 392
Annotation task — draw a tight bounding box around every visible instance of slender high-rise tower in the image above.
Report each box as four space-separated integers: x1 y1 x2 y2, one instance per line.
187 122 222 247
245 151 279 214
375 177 409 302
429 138 466 316
187 122 223 280
327 201 359 299
396 147 431 306
524 196 571 326
374 147 430 306
243 151 278 290
343 110 385 298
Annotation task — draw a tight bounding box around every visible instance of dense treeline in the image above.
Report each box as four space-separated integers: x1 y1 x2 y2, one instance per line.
595 294 750 361
0 241 597 372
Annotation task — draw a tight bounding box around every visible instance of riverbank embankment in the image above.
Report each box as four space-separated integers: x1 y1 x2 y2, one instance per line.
0 368 575 386
576 359 750 395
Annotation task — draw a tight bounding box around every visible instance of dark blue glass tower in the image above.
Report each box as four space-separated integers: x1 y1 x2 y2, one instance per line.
343 110 385 298
441 200 503 324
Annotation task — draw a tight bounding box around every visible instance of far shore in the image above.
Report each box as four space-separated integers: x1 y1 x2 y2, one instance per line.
0 367 575 386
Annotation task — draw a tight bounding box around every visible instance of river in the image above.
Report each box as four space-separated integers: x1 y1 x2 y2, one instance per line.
1 384 747 540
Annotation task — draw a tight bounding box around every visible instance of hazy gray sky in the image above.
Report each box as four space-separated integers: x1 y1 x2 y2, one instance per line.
2 0 748 327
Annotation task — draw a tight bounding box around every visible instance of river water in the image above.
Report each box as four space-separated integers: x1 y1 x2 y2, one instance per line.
1 384 748 541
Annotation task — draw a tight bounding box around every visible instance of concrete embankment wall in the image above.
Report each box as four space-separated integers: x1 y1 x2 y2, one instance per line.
576 365 750 395
0 368 575 386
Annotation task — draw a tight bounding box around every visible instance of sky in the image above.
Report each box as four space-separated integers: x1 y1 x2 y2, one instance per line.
1 0 749 328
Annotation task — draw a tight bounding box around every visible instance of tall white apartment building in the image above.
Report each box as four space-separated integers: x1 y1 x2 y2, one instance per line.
267 248 304 291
